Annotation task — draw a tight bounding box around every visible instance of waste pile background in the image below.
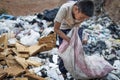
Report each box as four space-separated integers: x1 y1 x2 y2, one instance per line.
0 9 120 80
0 0 120 80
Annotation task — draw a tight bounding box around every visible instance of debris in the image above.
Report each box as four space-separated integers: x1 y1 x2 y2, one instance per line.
29 43 47 56
0 71 7 80
0 8 119 79
39 33 56 52
15 56 28 69
11 48 30 58
24 72 45 80
15 42 29 53
26 59 42 67
5 56 22 67
0 34 8 50
14 77 28 80
4 66 25 77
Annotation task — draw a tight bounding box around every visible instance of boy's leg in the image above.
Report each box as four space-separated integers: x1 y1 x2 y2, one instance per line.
58 57 68 78
78 27 83 41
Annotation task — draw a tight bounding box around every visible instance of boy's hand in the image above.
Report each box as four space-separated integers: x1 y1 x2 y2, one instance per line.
82 40 87 44
66 36 70 43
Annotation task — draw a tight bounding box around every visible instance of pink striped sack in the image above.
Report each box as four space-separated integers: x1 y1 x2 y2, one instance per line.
58 27 114 79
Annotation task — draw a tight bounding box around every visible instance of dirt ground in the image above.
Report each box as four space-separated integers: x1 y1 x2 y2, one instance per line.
0 0 120 25
104 0 120 25
0 0 68 16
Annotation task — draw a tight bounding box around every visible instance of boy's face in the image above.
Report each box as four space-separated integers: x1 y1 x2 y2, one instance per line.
73 6 89 22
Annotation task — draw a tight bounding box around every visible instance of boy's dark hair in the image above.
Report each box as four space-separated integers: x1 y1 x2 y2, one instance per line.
75 0 94 17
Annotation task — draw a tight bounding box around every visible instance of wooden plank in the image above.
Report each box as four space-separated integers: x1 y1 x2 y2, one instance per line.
15 56 28 69
4 66 25 77
39 33 56 45
0 53 5 60
5 58 22 68
0 68 7 80
15 42 29 53
29 44 47 56
0 47 4 52
14 77 28 80
26 59 42 67
38 33 56 52
24 73 45 80
0 34 8 49
11 48 29 58
0 72 7 80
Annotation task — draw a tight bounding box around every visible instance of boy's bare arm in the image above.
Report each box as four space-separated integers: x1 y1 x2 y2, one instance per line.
54 21 70 43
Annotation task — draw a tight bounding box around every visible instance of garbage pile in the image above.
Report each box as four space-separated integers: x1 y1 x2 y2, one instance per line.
80 14 120 80
0 10 120 80
0 13 61 80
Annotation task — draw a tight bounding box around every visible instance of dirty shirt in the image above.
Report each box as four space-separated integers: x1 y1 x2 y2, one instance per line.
54 1 81 30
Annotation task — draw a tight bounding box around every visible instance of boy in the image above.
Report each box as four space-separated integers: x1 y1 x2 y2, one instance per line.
54 0 94 79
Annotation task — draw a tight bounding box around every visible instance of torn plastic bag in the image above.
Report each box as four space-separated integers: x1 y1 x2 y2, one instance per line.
20 29 40 46
58 27 114 79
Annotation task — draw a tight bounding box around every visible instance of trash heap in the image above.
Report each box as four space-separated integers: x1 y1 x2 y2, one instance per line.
0 10 120 80
0 13 62 80
80 14 120 80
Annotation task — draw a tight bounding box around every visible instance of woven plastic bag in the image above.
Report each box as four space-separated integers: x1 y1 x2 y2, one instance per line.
58 27 114 79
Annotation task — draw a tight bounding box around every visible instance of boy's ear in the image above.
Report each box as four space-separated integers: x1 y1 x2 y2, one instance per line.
74 5 79 11
73 5 79 12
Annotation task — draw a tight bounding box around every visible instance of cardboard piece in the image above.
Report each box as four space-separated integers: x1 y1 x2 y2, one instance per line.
4 66 25 77
39 33 56 52
14 77 28 80
0 68 7 80
0 34 8 49
15 43 29 53
11 48 29 58
24 72 45 80
26 59 42 67
29 44 47 56
15 56 28 69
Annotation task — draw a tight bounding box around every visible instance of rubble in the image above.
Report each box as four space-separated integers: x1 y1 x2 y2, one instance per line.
0 5 120 79
14 77 28 80
4 66 25 77
0 72 7 80
0 14 57 79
